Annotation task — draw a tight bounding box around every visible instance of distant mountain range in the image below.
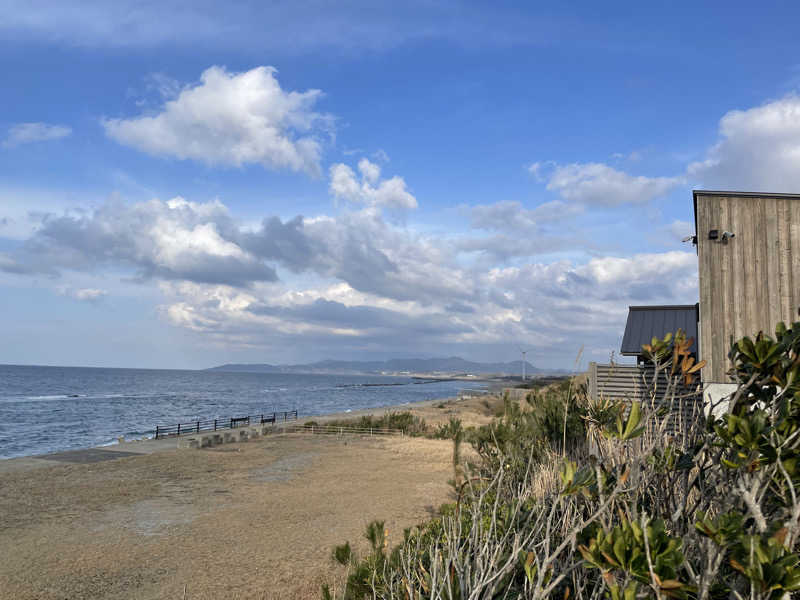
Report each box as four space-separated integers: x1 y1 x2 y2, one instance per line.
205 357 567 376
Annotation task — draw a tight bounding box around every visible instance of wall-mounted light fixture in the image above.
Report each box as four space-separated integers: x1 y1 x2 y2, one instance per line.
708 229 735 244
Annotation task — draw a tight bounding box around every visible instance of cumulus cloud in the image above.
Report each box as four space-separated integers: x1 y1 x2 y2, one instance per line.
688 95 800 192
3 197 277 286
103 66 330 175
534 162 682 206
469 200 580 233
579 251 697 300
0 181 702 364
155 246 697 363
529 94 800 214
329 159 418 211
532 95 800 203
3 122 71 148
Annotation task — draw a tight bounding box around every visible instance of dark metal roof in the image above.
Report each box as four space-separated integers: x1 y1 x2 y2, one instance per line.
620 304 698 356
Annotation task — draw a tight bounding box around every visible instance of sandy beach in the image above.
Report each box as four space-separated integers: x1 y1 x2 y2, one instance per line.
0 393 500 600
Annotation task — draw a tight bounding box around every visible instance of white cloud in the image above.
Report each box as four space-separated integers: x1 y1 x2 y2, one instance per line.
4 197 277 286
581 251 696 290
0 183 702 365
0 1 588 54
527 161 548 182
358 158 381 183
3 122 71 148
329 159 417 211
372 149 390 163
664 219 693 242
543 162 682 206
103 66 330 175
688 94 800 192
153 245 697 363
469 200 581 232
58 287 108 302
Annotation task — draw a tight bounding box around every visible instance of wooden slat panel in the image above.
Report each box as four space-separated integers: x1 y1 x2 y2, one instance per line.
589 362 700 435
730 199 745 350
792 200 800 324
754 197 768 340
697 193 800 384
718 197 732 380
741 195 757 354
776 198 792 323
708 196 725 382
697 195 715 381
765 197 782 333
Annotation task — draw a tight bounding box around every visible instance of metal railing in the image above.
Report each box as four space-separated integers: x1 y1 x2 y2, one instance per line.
282 423 403 437
458 388 491 399
154 410 298 439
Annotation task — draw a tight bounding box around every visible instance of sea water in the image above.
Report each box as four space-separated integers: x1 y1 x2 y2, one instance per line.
0 364 486 459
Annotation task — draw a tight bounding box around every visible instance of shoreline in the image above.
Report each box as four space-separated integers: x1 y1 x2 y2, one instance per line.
0 373 503 462
0 391 496 471
0 390 504 599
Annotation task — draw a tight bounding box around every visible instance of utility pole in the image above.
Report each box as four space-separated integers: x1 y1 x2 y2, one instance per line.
521 350 527 381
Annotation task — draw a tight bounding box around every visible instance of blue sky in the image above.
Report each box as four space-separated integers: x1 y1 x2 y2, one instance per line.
2 1 800 369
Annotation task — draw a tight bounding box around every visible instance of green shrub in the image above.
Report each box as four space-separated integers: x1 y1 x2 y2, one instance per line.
325 325 800 600
432 417 463 440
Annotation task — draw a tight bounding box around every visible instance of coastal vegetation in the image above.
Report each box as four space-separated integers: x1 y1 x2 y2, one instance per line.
323 326 800 599
302 412 431 436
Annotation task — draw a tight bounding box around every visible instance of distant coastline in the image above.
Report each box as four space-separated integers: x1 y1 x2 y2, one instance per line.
205 356 569 377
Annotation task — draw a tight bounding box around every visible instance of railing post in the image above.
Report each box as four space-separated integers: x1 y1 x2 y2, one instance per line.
196 420 200 433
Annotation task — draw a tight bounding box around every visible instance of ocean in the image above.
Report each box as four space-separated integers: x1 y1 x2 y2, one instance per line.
0 364 486 459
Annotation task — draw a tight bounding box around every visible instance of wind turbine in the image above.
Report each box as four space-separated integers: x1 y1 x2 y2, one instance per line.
518 347 528 381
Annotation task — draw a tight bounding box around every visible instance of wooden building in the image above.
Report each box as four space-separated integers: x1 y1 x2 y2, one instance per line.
590 190 800 412
694 191 800 383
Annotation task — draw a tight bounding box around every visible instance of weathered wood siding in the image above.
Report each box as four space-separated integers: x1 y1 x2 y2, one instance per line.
696 192 800 382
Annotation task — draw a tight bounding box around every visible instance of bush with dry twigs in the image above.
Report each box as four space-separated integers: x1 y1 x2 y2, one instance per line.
324 325 800 600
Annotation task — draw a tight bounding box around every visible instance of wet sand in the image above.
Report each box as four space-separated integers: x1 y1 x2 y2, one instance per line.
0 394 501 599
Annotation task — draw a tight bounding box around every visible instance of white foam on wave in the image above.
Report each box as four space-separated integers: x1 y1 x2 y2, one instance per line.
8 394 79 402
12 392 135 402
